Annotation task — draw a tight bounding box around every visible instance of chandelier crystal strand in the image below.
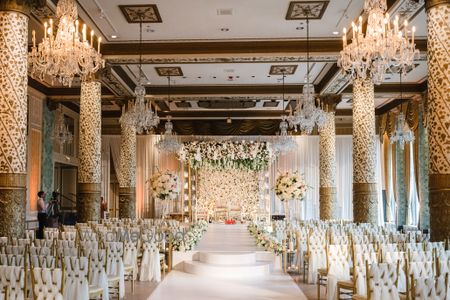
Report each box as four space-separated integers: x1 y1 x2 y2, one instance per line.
338 0 419 85
28 0 105 87
288 13 327 134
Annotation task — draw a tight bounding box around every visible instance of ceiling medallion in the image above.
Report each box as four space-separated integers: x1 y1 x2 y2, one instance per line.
338 0 419 84
286 1 329 20
269 65 298 75
119 4 162 23
29 0 105 87
155 67 184 77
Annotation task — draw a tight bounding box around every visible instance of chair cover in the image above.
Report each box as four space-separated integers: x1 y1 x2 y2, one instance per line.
139 242 161 282
0 265 25 300
326 245 351 300
368 263 400 300
88 250 109 300
62 257 89 300
32 267 63 300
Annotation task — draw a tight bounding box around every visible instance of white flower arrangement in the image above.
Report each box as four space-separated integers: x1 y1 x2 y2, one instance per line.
178 140 275 171
150 170 181 201
274 172 308 202
248 223 284 255
197 168 259 220
172 220 208 252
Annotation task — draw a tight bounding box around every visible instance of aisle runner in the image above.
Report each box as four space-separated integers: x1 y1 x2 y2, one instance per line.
148 224 307 300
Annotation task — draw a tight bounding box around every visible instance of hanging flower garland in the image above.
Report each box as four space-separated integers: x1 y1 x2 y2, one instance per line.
274 172 308 202
178 140 274 171
149 170 181 201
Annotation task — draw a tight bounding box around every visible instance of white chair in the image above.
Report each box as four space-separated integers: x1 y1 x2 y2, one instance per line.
0 265 26 300
353 262 400 300
321 244 351 300
123 241 138 293
31 267 63 300
0 254 25 267
106 242 125 299
139 242 162 282
62 256 90 300
411 275 448 300
88 249 109 300
29 255 56 269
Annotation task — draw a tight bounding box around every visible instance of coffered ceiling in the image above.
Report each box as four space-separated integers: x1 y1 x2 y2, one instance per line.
29 0 428 135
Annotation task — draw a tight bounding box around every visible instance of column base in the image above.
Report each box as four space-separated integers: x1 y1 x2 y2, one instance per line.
319 187 337 220
0 174 26 237
353 183 378 224
119 187 136 219
430 174 450 241
77 183 101 223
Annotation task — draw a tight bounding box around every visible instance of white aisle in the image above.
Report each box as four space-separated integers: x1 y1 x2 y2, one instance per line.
148 224 307 300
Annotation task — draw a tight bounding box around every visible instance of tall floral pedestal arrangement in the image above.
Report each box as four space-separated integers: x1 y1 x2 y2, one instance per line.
150 170 181 219
274 172 308 221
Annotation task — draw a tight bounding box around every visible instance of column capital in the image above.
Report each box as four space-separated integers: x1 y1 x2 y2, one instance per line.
0 0 45 16
320 94 342 113
426 0 450 10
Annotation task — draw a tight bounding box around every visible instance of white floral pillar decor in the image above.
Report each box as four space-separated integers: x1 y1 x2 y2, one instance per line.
427 0 450 241
0 1 41 237
118 121 136 219
77 80 102 222
352 78 378 224
319 94 341 220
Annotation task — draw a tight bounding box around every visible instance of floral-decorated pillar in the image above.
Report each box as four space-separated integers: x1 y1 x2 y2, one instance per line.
0 0 42 237
319 94 341 220
77 80 102 222
352 78 378 224
118 120 136 219
427 0 450 241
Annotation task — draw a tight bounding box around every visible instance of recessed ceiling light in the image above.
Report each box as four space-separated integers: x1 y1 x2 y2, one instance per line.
332 31 339 35
220 27 230 32
296 26 304 30
111 35 118 39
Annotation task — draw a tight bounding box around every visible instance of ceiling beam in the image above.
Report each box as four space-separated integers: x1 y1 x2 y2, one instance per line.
101 39 427 56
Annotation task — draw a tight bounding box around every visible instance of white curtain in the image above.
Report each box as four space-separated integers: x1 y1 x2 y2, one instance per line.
407 142 420 226
336 136 353 220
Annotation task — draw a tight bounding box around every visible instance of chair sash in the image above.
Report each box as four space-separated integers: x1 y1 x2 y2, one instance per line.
0 265 25 300
0 255 24 267
412 275 448 300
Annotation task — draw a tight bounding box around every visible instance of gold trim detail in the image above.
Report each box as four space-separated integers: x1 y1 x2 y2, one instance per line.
426 0 450 10
353 183 378 224
119 187 136 219
77 183 101 222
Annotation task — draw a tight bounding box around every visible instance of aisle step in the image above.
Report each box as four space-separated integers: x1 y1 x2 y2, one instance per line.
183 260 270 279
198 251 256 265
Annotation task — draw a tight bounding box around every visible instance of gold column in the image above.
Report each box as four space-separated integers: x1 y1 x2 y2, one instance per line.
426 0 450 241
352 78 378 224
77 80 102 222
118 121 136 219
319 94 341 220
0 1 37 237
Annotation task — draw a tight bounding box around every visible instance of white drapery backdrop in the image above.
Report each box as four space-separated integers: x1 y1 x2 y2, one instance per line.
101 135 383 223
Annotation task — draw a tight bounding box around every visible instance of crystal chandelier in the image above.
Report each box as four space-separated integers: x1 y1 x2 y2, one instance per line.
273 115 297 154
51 109 73 146
390 112 414 150
29 0 105 87
156 116 182 153
338 0 419 84
156 76 182 153
287 10 326 134
124 17 159 134
390 70 414 150
272 75 297 154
